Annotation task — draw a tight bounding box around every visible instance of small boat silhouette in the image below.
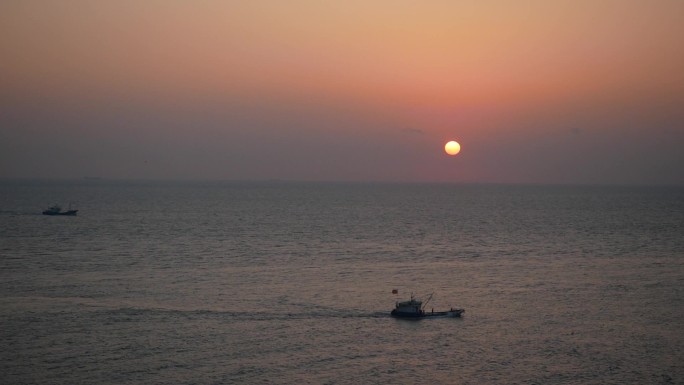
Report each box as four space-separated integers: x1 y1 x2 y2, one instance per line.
391 292 464 319
42 204 78 216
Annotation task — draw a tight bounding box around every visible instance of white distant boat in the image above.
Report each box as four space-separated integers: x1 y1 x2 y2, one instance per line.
390 293 464 319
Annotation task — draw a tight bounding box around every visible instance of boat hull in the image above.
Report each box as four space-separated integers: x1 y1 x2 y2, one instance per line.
42 210 78 216
391 308 464 319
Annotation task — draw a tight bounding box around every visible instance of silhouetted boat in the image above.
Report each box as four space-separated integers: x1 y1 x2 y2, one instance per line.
390 293 464 319
42 204 78 216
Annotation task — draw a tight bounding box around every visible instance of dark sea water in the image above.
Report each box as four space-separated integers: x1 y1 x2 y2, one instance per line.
1 180 683 384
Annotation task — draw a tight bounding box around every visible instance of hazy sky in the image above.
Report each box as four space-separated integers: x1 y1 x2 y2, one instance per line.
2 0 683 183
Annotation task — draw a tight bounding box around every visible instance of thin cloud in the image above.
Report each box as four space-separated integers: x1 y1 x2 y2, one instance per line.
401 127 424 135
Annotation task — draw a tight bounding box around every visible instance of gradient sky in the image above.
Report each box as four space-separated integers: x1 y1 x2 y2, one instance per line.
1 0 683 183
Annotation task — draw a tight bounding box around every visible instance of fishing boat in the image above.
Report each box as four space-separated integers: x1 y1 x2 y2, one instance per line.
390 293 464 319
42 204 78 216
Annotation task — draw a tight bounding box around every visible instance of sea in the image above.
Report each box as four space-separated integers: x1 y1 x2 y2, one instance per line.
1 179 682 385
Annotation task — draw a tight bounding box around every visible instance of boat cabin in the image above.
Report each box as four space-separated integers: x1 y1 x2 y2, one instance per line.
391 296 425 317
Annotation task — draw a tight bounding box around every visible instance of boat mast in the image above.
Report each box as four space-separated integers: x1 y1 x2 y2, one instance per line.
421 292 434 310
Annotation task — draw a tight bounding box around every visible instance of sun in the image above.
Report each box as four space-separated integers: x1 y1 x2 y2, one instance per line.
444 141 461 156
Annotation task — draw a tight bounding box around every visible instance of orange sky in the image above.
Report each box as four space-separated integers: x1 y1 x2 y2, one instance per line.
1 0 683 183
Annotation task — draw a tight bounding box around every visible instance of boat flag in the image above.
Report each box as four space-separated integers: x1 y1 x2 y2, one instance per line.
392 289 398 294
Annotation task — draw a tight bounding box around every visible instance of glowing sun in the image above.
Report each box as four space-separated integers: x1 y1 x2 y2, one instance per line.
444 141 461 156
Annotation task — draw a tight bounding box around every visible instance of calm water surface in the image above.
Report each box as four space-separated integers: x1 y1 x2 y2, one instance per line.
1 180 683 384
